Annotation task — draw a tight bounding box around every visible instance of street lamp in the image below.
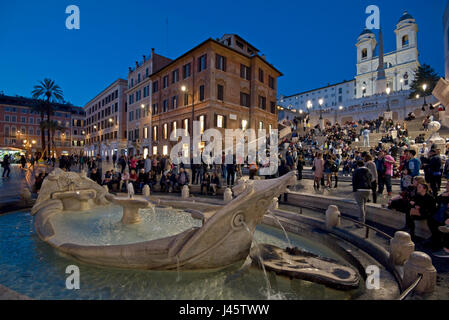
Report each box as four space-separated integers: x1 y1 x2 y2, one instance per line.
400 78 404 91
422 84 428 108
318 98 324 120
386 87 391 112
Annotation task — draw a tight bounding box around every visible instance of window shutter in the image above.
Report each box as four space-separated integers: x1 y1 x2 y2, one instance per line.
216 54 219 69
204 54 207 69
223 57 227 72
224 116 227 129
240 64 244 78
214 114 217 127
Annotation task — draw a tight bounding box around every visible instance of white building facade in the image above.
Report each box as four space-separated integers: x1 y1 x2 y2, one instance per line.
278 11 424 126
355 12 420 98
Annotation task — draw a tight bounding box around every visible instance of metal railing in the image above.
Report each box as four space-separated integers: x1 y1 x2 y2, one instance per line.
398 274 423 300
338 214 393 240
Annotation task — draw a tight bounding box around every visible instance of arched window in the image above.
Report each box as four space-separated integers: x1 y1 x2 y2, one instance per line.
402 35 409 47
361 48 368 59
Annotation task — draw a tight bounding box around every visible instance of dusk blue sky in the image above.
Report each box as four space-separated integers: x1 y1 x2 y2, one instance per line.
0 0 446 106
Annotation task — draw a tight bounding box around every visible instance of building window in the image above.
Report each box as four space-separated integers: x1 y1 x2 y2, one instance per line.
163 100 168 112
163 123 168 139
198 54 207 72
172 121 177 136
215 114 225 128
152 103 158 115
240 92 250 107
153 126 158 141
172 69 179 83
153 146 158 155
240 64 251 80
163 75 169 88
172 95 178 109
183 119 189 136
241 119 248 131
258 69 264 83
402 35 409 47
199 85 205 101
270 101 276 114
198 115 205 134
259 96 266 110
163 145 168 156
153 80 159 93
184 92 189 106
269 76 275 89
217 84 224 101
183 63 191 79
216 54 226 71
144 127 148 139
129 111 134 121
362 48 368 59
269 124 273 133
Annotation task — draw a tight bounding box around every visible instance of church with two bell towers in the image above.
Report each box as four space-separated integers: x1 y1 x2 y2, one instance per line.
355 11 420 99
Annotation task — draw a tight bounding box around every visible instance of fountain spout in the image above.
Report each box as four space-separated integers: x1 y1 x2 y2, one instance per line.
128 183 135 199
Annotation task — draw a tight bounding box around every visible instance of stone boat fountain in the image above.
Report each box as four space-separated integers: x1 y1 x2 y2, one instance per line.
31 169 299 271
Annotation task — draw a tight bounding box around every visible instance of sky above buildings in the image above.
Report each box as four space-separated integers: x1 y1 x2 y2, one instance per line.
0 0 446 106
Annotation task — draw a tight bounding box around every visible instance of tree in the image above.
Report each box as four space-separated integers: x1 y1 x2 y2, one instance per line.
31 79 64 157
32 99 48 156
408 64 441 99
46 120 67 156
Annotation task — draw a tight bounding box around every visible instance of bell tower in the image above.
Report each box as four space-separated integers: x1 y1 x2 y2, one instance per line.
395 11 418 50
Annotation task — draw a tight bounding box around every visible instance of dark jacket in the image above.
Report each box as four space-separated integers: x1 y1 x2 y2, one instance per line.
352 167 372 192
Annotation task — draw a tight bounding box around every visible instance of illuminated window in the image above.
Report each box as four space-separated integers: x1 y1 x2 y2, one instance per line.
153 126 157 141
241 120 248 131
163 123 168 139
259 121 263 130
172 121 177 136
184 119 189 136
163 145 168 155
199 115 205 134
152 146 158 155
144 127 148 139
217 115 224 128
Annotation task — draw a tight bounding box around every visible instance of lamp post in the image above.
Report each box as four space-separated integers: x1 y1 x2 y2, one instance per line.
422 84 428 108
318 98 324 128
181 85 195 159
386 87 391 112
336 105 343 124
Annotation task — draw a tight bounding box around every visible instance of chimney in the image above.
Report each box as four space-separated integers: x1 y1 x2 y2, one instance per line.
135 61 139 68
143 55 146 62
151 48 155 57
261 54 266 60
128 67 132 72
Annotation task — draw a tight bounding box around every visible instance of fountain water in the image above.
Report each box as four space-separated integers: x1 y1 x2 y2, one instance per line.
128 183 135 199
242 221 274 299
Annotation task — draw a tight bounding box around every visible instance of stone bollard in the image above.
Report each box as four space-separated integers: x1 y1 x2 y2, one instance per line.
142 185 150 198
325 205 340 228
182 185 190 199
402 251 437 294
270 197 279 211
224 188 233 203
389 231 415 266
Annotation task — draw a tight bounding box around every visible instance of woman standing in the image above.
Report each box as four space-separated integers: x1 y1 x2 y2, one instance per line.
313 153 324 191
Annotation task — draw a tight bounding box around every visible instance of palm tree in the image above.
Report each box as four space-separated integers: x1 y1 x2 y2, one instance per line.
32 99 48 156
47 120 67 156
31 79 64 157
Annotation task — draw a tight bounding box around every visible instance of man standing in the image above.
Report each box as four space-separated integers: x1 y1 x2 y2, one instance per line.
353 160 373 225
362 126 370 147
1 154 11 178
428 149 442 196
406 150 421 178
144 155 152 173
